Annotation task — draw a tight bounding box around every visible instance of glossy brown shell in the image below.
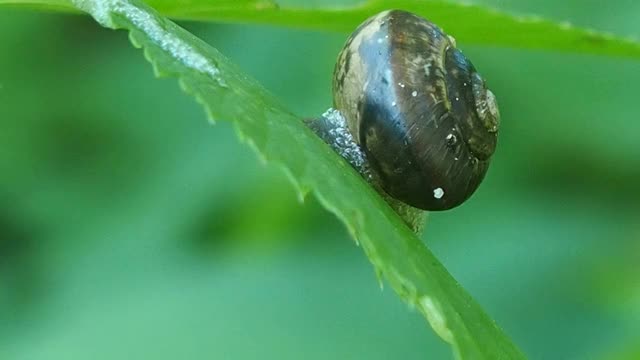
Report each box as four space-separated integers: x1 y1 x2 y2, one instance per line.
333 10 500 210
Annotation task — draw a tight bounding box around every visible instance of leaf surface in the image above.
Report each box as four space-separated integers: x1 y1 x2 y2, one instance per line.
2 0 640 59
67 0 528 358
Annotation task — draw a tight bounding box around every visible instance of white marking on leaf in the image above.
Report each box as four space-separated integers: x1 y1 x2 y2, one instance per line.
73 0 222 85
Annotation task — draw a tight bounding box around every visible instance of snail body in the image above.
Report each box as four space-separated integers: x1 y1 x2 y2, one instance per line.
332 10 500 211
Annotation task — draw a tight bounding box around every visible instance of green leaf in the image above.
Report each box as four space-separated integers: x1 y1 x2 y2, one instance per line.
68 0 527 358
3 0 640 59
604 343 640 360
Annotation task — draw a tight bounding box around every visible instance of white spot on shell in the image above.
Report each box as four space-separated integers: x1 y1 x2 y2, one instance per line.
391 101 397 107
455 96 459 101
446 133 457 147
433 188 444 199
412 91 418 97
398 82 405 88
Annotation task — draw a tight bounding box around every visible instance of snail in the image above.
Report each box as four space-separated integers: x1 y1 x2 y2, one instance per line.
307 10 500 222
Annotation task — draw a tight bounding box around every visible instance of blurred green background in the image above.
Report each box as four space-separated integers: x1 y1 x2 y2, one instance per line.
1 1 639 359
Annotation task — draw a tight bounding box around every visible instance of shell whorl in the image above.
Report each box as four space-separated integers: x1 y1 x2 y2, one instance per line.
332 10 500 210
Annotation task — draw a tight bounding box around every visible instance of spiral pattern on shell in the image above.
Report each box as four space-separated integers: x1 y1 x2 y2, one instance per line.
333 10 500 210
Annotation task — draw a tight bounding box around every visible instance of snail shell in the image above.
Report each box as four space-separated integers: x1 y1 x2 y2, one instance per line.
333 10 500 211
